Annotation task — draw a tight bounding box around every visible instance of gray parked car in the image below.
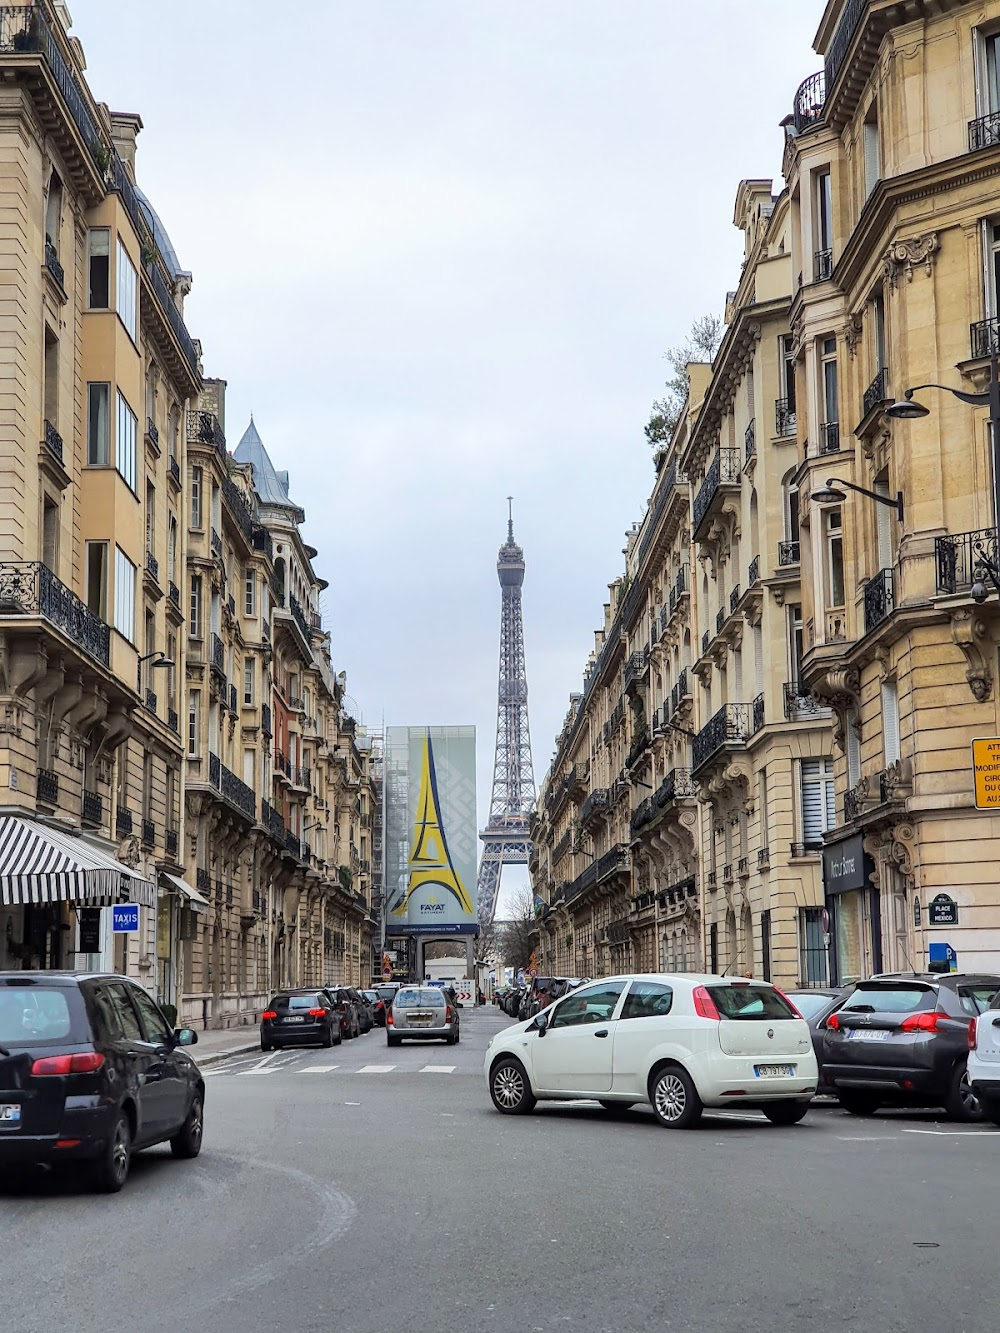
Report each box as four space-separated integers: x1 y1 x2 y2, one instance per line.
387 986 460 1046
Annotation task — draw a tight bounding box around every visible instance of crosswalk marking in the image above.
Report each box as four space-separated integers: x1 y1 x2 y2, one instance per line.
358 1064 396 1073
421 1065 456 1073
236 1051 281 1076
302 1065 339 1074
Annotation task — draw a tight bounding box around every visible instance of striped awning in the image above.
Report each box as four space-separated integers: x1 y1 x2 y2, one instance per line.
0 816 156 908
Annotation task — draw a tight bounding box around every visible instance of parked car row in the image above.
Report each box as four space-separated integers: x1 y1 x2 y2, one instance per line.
260 985 380 1051
484 969 1000 1129
495 976 589 1021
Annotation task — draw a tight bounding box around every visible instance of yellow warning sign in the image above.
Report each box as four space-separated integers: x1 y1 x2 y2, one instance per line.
972 737 1000 809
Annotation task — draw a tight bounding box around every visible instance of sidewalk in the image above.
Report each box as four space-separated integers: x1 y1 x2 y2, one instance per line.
188 1025 260 1068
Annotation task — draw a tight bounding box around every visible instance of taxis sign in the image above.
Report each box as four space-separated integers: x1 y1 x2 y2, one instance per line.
972 737 1000 809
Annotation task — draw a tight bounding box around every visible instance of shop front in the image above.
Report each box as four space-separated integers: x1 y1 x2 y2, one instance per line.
822 831 882 984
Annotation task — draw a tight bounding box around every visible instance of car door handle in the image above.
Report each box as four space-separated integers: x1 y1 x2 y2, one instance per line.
594 1029 609 1039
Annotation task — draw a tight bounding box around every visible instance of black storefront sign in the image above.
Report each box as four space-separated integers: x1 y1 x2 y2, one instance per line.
78 908 102 952
928 893 959 926
822 833 867 895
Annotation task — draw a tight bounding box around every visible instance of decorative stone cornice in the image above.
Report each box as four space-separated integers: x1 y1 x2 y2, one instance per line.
949 608 993 701
882 232 939 291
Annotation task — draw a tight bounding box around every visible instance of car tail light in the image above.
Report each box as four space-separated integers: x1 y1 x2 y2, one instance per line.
386 1011 394 1026
31 1052 105 1076
969 1019 978 1049
446 1006 453 1022
262 1010 277 1021
693 986 721 1021
826 1013 840 1031
901 1012 941 1033
309 1009 327 1018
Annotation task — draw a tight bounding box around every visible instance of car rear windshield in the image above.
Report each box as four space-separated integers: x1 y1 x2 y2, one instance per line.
375 988 397 1002
841 985 935 1014
273 995 322 1010
706 985 799 1020
0 985 79 1046
395 989 445 1008
786 992 835 1020
957 986 999 1015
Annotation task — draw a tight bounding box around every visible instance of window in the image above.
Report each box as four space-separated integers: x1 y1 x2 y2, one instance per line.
846 707 862 786
113 547 136 642
799 908 829 987
188 691 200 756
980 30 1000 114
243 657 255 706
116 237 137 341
145 363 157 426
620 980 673 1020
243 748 255 789
98 984 143 1043
245 570 256 618
789 604 804 678
45 170 62 253
127 985 173 1044
863 103 880 197
821 336 838 430
706 984 799 1020
189 575 202 639
549 980 626 1028
872 289 887 373
42 496 58 570
800 757 835 847
761 910 772 982
784 474 799 542
815 169 832 275
88 229 110 308
168 516 177 583
142 750 153 818
145 482 155 555
881 680 900 765
191 466 203 529
780 334 796 411
86 541 108 620
87 383 110 465
116 390 138 492
824 509 845 608
43 326 58 427
166 632 177 707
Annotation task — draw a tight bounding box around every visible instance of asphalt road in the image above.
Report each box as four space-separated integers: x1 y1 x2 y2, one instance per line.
5 1006 1000 1333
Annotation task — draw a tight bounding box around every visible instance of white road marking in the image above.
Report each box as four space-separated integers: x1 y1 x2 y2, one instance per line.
713 1112 767 1123
359 1064 396 1073
421 1065 456 1073
236 1050 281 1075
837 1135 895 1142
302 1065 339 1074
901 1127 992 1137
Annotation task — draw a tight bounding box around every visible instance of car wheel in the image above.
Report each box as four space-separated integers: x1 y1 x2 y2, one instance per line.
650 1065 702 1129
387 1034 401 1047
260 1038 272 1052
489 1057 536 1115
91 1111 132 1193
170 1093 204 1160
333 1031 342 1046
945 1062 984 1122
322 1025 334 1048
454 1029 460 1045
838 1092 880 1116
599 1100 634 1113
762 1101 810 1126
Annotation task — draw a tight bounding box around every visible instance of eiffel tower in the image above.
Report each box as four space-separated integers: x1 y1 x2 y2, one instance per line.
477 500 536 922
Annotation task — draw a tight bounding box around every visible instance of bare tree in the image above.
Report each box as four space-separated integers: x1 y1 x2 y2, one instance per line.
645 313 724 447
499 885 538 974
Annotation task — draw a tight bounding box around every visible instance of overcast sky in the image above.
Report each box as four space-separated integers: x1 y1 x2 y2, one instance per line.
78 1 818 914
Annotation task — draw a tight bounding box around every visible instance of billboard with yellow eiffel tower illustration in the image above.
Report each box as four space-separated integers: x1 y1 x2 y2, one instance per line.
385 726 478 933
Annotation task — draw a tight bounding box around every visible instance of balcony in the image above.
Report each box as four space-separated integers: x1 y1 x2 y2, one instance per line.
819 421 841 454
168 706 178 733
970 317 1000 360
814 249 833 282
284 829 301 860
207 752 256 822
655 767 694 810
729 585 740 615
142 818 155 848
166 828 178 858
261 703 273 737
625 725 650 770
623 651 647 691
790 841 823 858
261 798 285 843
0 561 110 667
744 419 756 462
669 669 690 716
168 456 181 488
748 555 760 587
116 806 133 836
44 236 64 289
196 868 211 895
692 703 750 774
288 593 313 644
936 528 998 595
783 680 826 720
210 632 224 677
210 528 223 559
253 525 274 560
144 688 157 713
752 692 764 734
168 580 180 610
862 367 889 419
775 399 796 437
668 564 689 616
716 606 725 635
778 540 800 567
580 788 611 826
145 549 159 586
596 844 629 885
229 682 238 714
82 789 102 826
825 608 849 643
36 767 58 806
757 846 770 868
692 448 740 538
863 568 894 634
43 419 63 465
701 629 710 657
793 70 826 134
146 417 159 449
222 475 256 548
825 0 867 92
969 110 1000 152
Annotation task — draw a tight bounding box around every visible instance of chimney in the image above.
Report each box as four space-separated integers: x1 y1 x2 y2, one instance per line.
109 111 143 175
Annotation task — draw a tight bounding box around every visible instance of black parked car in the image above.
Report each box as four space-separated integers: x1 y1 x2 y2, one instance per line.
324 987 360 1039
785 987 854 1093
0 970 204 1193
347 988 373 1034
362 989 387 1027
821 972 1000 1120
261 990 340 1051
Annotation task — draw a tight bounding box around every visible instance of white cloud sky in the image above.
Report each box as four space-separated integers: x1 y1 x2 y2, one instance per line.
77 1 820 914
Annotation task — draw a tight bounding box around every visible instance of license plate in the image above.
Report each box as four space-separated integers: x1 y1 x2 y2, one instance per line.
754 1064 795 1078
283 1016 306 1023
849 1029 890 1041
0 1104 21 1124
410 1017 434 1026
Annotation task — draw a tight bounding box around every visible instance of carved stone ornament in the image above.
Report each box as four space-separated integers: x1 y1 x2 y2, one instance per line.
949 608 993 701
882 233 939 291
117 835 142 869
843 313 864 359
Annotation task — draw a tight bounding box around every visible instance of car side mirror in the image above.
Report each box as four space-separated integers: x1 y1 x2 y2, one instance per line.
534 1011 549 1037
174 1028 198 1047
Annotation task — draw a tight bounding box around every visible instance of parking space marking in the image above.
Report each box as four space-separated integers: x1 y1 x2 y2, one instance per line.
901 1127 994 1137
236 1051 282 1075
421 1065 456 1073
302 1065 340 1074
359 1064 396 1073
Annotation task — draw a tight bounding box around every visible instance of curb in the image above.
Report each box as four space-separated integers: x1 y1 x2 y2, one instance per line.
194 1040 259 1069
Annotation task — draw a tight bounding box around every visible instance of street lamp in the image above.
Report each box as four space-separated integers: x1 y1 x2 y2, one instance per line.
136 649 173 692
884 345 1000 599
811 476 904 522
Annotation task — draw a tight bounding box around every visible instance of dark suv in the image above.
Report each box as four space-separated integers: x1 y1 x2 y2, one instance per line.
821 972 1000 1120
0 970 204 1192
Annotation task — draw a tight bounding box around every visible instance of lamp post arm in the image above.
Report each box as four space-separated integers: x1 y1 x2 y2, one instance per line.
904 382 990 407
826 477 904 522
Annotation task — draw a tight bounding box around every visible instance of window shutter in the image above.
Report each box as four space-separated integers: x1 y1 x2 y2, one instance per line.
800 759 824 845
864 119 880 196
881 681 900 764
846 708 862 785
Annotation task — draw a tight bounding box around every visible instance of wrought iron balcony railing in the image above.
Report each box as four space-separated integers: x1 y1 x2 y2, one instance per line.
814 249 833 282
284 829 301 859
819 421 841 454
222 475 256 548
825 0 867 92
752 692 764 734
862 367 889 418
144 688 157 713
261 703 273 737
936 528 998 595
863 567 894 634
288 592 313 643
261 798 285 843
670 669 690 715
168 580 180 608
82 789 102 826
793 69 826 133
145 549 159 583
730 585 741 614
36 767 58 806
692 703 750 773
44 236 64 289
748 555 760 586
168 706 178 733
166 828 178 858
210 527 223 559
778 540 800 567
783 680 825 720
692 448 739 534
43 419 63 464
757 845 770 867
970 316 1000 360
116 806 133 836
701 629 709 656
210 632 224 675
581 788 611 824
253 525 274 560
196 868 211 893
168 456 181 487
0 561 110 666
775 398 796 437
745 418 756 461
969 110 1000 152
208 753 256 821
716 606 725 635
146 417 159 447
142 818 155 848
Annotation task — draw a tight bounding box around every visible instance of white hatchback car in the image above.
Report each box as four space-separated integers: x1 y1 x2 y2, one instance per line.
484 973 818 1127
967 992 1000 1125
